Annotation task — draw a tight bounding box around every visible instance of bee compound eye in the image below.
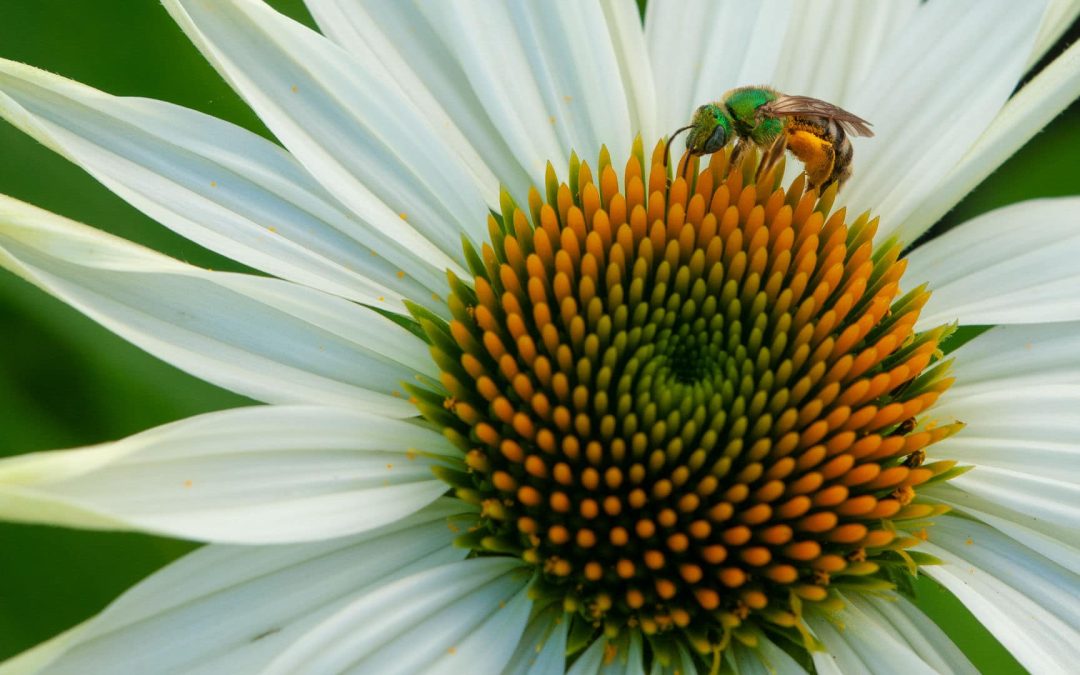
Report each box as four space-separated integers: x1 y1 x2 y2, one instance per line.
704 125 727 153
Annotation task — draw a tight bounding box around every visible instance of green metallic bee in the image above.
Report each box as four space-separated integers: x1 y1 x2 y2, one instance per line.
668 85 874 190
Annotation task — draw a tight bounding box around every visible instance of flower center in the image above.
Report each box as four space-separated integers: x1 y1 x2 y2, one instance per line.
411 139 962 659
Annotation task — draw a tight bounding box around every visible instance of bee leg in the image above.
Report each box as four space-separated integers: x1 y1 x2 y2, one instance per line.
729 140 750 171
785 127 835 191
756 134 787 185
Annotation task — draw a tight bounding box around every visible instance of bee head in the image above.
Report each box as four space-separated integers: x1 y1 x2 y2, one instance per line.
686 104 732 154
664 104 734 168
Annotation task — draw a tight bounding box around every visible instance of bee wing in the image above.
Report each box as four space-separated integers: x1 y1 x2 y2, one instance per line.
759 95 875 137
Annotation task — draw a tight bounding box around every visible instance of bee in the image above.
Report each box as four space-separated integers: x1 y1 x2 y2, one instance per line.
667 86 874 190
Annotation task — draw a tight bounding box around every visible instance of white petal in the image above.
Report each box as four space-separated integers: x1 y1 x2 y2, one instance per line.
414 2 637 181
646 0 792 134
503 606 569 675
945 322 1080 395
302 0 520 200
423 582 534 675
0 405 455 543
930 387 1080 483
923 484 1080 574
263 557 531 674
0 500 474 675
1028 0 1080 68
566 632 645 675
0 58 446 309
163 0 483 268
920 515 1080 674
807 599 942 675
599 0 659 145
902 41 1080 240
842 0 1046 238
844 594 977 675
732 633 810 675
0 195 431 416
503 2 636 170
771 1 919 105
645 1 922 136
906 198 1080 326
945 464 1078 535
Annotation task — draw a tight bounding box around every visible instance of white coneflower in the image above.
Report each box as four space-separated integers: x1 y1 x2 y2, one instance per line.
0 1 1078 673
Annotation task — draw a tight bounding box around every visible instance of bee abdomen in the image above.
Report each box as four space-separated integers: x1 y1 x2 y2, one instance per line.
788 116 853 189
826 118 854 186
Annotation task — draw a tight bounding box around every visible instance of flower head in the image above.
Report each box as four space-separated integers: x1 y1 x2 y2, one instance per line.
0 1 1078 673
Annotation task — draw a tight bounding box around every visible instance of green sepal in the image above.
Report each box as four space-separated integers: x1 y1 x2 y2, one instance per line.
461 235 488 280
630 135 645 179
545 162 560 210
405 300 449 333
565 615 599 656
368 305 427 342
597 145 612 182
480 535 523 555
447 270 478 305
815 180 838 217
939 324 991 355
921 463 975 487
568 150 581 205
904 550 945 566
879 562 918 599
499 187 518 229
442 427 473 453
431 464 475 490
404 384 458 428
760 624 817 671
453 529 488 549
830 576 896 593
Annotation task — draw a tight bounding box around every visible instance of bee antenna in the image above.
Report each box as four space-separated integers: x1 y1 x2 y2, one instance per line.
664 125 693 168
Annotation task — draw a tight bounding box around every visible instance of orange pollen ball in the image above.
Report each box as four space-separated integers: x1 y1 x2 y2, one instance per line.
412 137 962 652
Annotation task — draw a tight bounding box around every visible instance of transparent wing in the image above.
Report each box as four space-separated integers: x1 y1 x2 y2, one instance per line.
760 95 875 137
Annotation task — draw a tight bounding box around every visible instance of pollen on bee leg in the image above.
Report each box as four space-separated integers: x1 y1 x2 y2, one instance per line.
410 136 963 658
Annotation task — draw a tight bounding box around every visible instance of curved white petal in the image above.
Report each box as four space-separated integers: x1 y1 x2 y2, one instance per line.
1029 0 1080 68
842 0 1046 238
414 1 637 181
770 1 920 106
646 0 791 134
0 500 474 675
906 198 1080 326
0 405 456 543
732 633 810 675
923 484 1079 574
920 515 1080 674
566 632 645 675
301 0 520 199
503 606 569 675
902 41 1080 240
931 387 1080 483
263 557 531 675
0 58 446 309
163 0 481 269
947 464 1078 535
845 594 977 675
0 195 431 416
807 594 962 675
599 0 658 145
946 321 1080 395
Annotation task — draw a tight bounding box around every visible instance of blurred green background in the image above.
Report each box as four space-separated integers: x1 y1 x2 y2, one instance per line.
0 1 1075 672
